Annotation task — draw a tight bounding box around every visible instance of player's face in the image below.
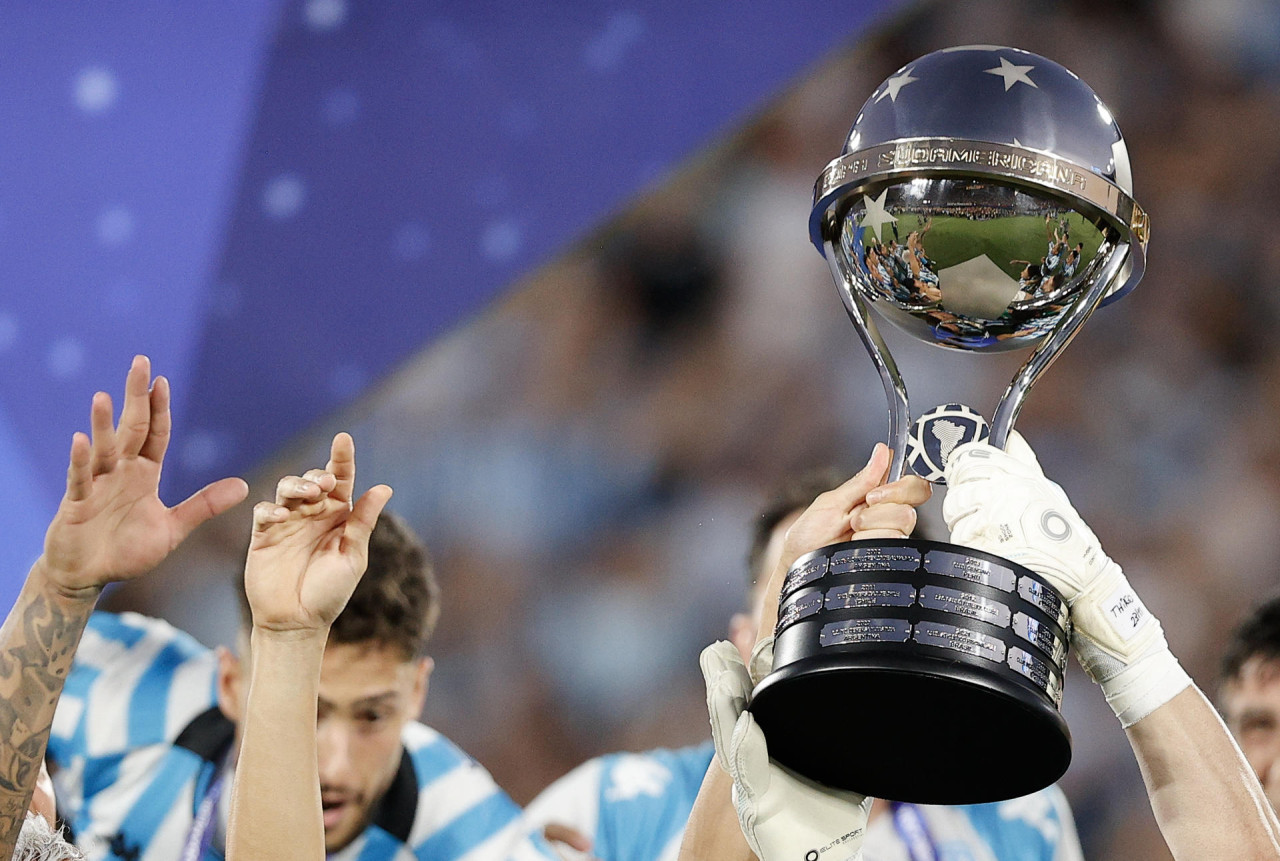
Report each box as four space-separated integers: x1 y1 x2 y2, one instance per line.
1222 656 1280 810
314 642 432 851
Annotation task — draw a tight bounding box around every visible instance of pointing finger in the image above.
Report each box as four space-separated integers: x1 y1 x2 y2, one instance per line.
326 433 356 505
818 444 892 511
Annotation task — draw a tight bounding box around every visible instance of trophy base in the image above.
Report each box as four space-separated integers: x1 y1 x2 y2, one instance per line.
749 538 1072 805
750 652 1071 804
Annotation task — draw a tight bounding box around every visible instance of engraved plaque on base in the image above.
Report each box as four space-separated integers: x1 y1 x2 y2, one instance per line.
751 538 1071 804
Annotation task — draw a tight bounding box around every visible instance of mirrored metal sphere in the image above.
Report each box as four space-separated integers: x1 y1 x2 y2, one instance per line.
830 177 1123 351
811 47 1149 354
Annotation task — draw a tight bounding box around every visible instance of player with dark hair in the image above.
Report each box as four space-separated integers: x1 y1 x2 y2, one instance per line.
223 438 558 861
229 504 440 662
1219 597 1280 811
48 433 549 861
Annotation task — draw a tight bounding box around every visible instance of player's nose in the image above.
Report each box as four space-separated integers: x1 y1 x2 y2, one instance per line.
317 721 355 783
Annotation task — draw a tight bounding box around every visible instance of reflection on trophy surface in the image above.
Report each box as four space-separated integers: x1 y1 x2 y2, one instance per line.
749 45 1149 805
841 181 1109 350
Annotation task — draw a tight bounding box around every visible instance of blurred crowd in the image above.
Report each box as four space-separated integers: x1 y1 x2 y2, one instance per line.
103 0 1280 858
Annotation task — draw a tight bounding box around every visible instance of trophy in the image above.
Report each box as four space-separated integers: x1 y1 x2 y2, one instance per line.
748 46 1149 804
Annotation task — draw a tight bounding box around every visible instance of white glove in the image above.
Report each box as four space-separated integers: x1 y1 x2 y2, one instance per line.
943 435 1191 727
700 640 870 861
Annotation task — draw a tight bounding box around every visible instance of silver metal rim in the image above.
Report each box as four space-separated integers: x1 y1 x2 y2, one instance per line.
810 137 1148 302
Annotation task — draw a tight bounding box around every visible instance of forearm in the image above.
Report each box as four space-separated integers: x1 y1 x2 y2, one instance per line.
1126 685 1280 859
677 763 755 861
0 559 97 857
226 628 327 861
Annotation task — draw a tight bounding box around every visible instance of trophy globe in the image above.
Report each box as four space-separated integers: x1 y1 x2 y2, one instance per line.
748 46 1150 804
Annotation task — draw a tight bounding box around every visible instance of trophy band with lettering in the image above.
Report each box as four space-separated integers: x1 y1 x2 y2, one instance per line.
748 46 1149 804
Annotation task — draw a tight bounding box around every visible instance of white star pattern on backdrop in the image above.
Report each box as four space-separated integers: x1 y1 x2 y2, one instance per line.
74 66 119 114
858 189 897 240
875 67 918 103
985 57 1037 90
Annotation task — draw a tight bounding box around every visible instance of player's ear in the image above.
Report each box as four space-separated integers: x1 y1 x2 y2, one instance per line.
216 645 246 724
410 656 434 716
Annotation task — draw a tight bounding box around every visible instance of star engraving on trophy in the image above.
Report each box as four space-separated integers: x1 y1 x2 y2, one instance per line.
985 56 1037 91
875 67 918 103
858 189 897 240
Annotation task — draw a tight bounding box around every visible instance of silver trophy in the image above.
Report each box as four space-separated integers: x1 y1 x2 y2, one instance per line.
749 46 1149 804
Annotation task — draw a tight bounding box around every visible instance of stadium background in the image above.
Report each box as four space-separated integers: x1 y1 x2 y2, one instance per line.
4 1 1279 858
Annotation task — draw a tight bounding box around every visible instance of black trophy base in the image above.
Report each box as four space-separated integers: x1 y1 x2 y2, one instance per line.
749 651 1071 804
750 538 1073 805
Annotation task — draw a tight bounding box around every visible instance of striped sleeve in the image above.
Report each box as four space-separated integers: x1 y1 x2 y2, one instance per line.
46 611 218 854
401 723 556 861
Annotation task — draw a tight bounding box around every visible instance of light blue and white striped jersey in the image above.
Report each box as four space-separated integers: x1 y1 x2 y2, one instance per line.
867 792 1084 861
521 743 714 861
521 743 1083 861
48 612 552 861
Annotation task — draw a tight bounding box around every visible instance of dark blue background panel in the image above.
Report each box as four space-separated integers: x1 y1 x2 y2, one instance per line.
0 1 283 602
0 0 904 607
174 0 904 495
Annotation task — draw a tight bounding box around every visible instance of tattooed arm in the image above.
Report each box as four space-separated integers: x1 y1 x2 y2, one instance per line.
0 563 97 849
0 356 247 859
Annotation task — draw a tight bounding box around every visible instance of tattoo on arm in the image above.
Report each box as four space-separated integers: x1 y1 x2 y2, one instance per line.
0 579 94 857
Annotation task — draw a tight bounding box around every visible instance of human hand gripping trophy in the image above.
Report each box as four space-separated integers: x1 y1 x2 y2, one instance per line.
748 46 1150 805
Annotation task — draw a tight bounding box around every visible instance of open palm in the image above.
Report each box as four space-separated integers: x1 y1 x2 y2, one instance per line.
41 357 248 596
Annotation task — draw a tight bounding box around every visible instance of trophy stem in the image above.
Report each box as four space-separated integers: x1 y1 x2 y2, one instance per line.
990 242 1132 448
826 239 910 481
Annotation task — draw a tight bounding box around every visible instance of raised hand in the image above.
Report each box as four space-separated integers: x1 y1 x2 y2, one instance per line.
754 445 931 641
244 433 392 634
777 444 930 574
0 357 246 858
943 434 1193 728
701 641 870 861
40 355 249 598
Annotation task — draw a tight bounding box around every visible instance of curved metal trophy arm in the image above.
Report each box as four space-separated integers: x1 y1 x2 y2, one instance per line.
825 238 910 481
989 241 1132 449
